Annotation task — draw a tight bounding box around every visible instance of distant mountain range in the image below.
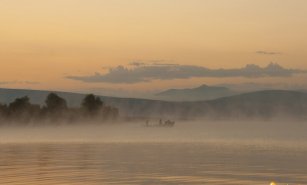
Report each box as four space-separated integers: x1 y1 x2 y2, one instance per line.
155 84 237 101
1 88 307 120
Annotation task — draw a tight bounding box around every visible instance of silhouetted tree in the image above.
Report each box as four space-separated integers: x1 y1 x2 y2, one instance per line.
8 96 41 123
8 96 31 113
0 93 119 124
45 93 68 112
81 94 103 115
0 103 8 120
0 103 7 111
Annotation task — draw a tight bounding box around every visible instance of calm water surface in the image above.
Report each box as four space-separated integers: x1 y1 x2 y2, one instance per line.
0 142 306 185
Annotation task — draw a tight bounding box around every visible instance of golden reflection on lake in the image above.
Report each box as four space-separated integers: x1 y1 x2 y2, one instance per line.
0 143 307 185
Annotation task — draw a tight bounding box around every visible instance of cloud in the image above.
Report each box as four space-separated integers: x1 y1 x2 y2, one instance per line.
129 61 146 67
129 60 173 66
256 51 282 55
66 63 306 84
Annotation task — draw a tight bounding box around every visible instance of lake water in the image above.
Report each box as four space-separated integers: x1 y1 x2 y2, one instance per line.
0 142 307 185
0 121 307 185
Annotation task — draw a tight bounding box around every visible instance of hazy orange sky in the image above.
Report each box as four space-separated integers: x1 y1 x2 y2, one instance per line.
1 0 307 96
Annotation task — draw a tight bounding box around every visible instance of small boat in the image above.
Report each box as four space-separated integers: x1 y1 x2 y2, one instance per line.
144 119 175 127
162 120 175 127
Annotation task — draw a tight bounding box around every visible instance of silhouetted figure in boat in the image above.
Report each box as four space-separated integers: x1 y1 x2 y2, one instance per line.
164 120 175 127
159 119 163 126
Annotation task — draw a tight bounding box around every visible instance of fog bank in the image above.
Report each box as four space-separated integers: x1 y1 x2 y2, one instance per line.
0 121 306 148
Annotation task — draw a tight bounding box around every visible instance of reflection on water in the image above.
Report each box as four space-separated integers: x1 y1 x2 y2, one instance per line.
0 143 306 185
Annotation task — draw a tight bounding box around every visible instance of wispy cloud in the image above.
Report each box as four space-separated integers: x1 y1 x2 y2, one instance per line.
66 63 306 84
256 51 282 55
129 62 146 67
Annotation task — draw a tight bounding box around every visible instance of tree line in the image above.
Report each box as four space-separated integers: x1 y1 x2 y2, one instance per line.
0 93 119 125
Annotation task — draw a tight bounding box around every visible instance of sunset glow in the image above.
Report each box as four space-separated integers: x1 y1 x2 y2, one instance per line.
1 0 307 95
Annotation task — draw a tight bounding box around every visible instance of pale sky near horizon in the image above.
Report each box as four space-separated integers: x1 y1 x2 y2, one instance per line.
1 0 307 95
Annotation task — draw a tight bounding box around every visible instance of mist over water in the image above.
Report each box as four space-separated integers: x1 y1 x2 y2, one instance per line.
1 121 307 185
0 120 307 146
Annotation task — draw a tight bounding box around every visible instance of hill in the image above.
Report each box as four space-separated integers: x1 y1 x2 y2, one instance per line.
1 88 307 120
204 90 307 119
155 84 236 101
